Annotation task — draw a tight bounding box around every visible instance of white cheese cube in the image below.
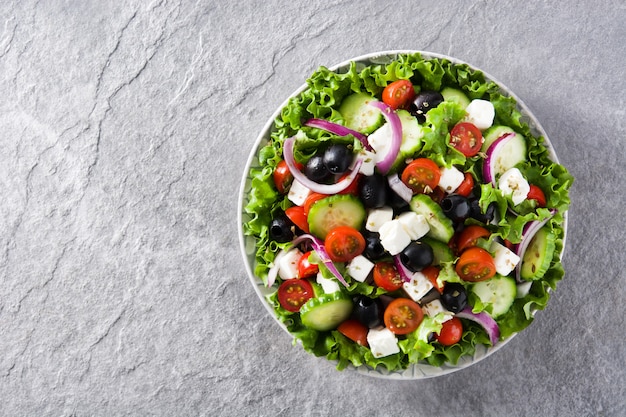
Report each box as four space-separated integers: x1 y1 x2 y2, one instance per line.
397 212 430 240
367 327 400 358
347 255 374 283
277 248 303 280
438 165 465 194
287 179 311 206
402 271 434 302
465 99 495 130
365 206 394 232
316 271 341 294
490 241 521 276
422 299 454 322
498 167 530 206
367 123 392 164
378 219 412 256
357 150 377 176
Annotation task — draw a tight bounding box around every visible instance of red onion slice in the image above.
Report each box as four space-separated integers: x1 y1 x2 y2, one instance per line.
368 101 403 174
393 255 413 283
304 118 373 151
387 173 413 203
514 209 557 283
483 132 516 185
456 306 500 346
267 249 288 288
283 136 363 194
292 234 349 287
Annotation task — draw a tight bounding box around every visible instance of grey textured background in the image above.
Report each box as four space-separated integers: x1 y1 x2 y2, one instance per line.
1 1 625 416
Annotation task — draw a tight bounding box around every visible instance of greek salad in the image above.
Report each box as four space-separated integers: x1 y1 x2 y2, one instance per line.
242 53 573 372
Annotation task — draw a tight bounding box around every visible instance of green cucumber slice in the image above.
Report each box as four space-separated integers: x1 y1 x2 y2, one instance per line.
470 274 517 318
409 194 454 243
521 227 556 280
339 93 384 134
300 292 353 331
421 237 454 265
307 194 366 239
441 87 470 109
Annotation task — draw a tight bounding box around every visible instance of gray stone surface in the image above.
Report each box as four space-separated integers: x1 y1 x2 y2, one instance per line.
0 0 624 415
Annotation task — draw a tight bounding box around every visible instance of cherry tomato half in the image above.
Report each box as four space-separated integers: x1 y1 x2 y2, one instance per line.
384 298 424 335
401 158 441 194
455 247 496 282
373 261 403 292
324 226 366 263
455 172 475 197
456 225 491 253
338 173 361 196
277 279 314 312
527 184 547 207
421 265 444 293
273 160 302 194
338 319 369 347
382 79 416 110
435 316 463 346
303 192 328 217
297 251 319 278
449 122 483 157
285 206 309 233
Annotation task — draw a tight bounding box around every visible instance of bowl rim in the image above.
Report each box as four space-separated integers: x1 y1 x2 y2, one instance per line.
237 50 568 379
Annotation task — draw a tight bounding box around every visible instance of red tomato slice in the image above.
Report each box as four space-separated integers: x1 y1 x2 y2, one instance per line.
435 316 463 346
384 298 424 335
338 173 361 195
273 160 302 194
455 172 475 197
303 192 328 217
455 247 496 282
527 184 547 207
382 79 416 110
277 279 314 312
421 265 443 293
297 251 319 278
456 225 491 253
285 206 309 233
373 261 403 292
338 319 369 347
449 122 483 157
401 158 441 194
324 226 365 263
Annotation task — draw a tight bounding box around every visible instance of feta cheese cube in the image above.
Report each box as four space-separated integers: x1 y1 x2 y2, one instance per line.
402 271 434 302
498 167 530 206
438 165 465 193
347 255 374 283
365 206 394 232
367 123 392 163
316 271 341 294
367 327 400 358
397 212 430 240
465 99 495 130
357 150 377 176
422 299 454 322
287 179 311 206
378 219 411 256
278 248 303 280
490 241 521 276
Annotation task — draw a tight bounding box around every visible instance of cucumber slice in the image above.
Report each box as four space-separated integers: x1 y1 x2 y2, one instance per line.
300 292 353 331
482 125 520 152
307 194 366 239
409 194 454 243
470 275 517 318
441 87 470 109
521 227 556 280
339 93 384 134
421 237 454 265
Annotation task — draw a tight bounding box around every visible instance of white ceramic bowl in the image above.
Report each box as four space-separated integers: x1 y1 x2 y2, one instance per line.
238 51 568 379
